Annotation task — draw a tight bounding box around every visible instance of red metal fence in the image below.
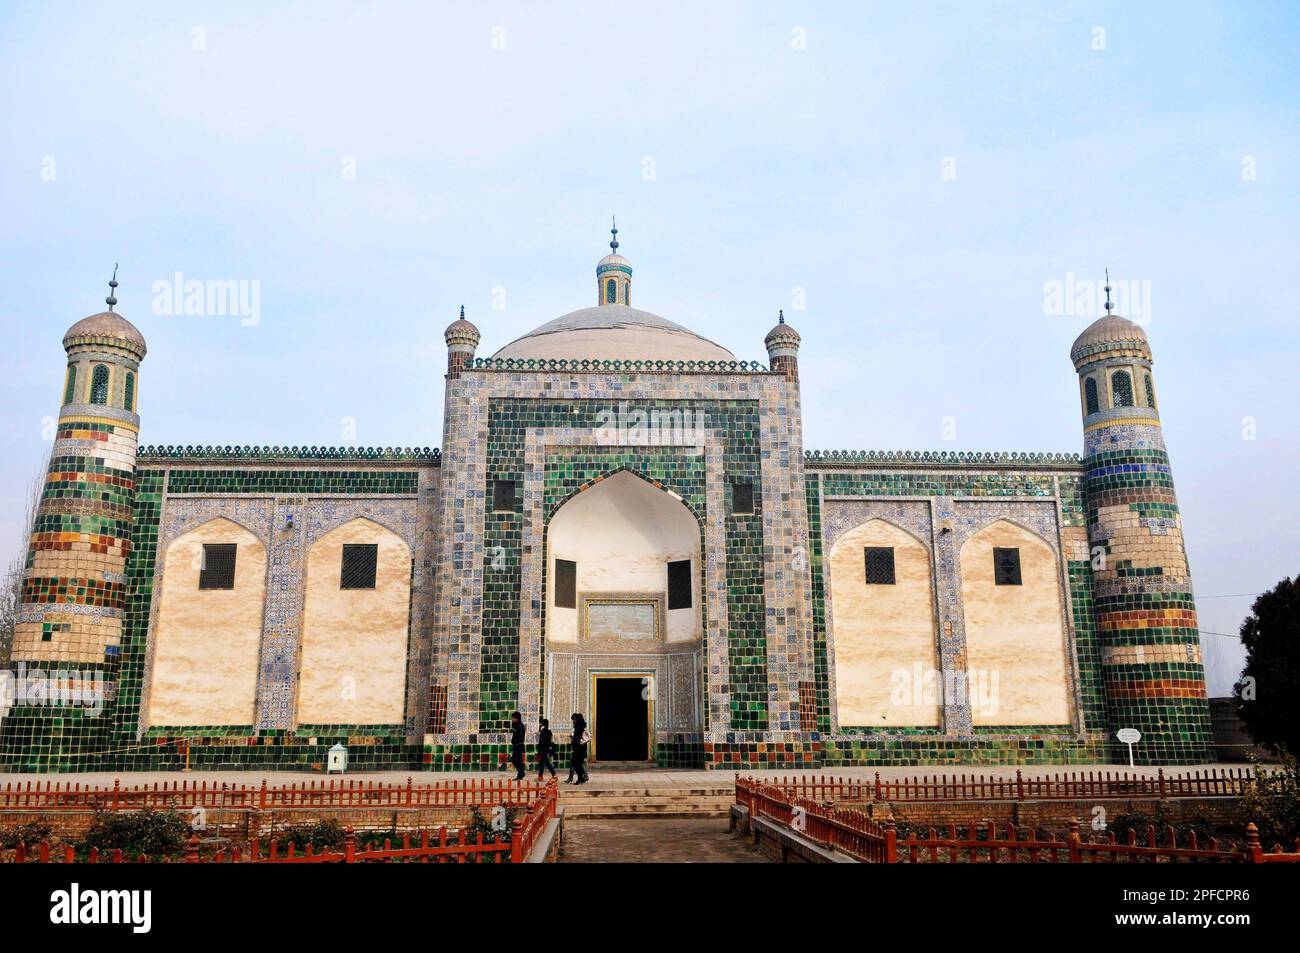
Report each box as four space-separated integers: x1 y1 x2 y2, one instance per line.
735 776 895 862
747 767 1254 804
5 779 559 864
0 776 547 812
897 819 1252 864
734 776 1300 864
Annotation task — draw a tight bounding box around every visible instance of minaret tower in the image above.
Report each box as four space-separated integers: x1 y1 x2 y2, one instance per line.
444 305 480 379
0 270 147 771
764 310 801 381
1071 275 1212 764
596 216 632 306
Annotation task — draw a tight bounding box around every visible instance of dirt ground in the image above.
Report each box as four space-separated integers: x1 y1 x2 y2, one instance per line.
557 816 769 863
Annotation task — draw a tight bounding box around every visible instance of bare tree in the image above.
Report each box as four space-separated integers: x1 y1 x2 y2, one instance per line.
0 454 49 667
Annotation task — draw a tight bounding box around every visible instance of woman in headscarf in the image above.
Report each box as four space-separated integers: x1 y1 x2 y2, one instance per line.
565 712 590 784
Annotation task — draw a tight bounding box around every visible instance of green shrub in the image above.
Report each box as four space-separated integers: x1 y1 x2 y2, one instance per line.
80 808 190 858
1104 804 1223 845
1239 751 1300 849
0 820 54 849
275 817 345 849
466 804 518 843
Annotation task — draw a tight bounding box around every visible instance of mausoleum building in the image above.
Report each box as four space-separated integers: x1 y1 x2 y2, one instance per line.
0 233 1214 772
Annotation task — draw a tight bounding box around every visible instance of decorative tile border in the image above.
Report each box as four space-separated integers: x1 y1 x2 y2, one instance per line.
139 446 440 463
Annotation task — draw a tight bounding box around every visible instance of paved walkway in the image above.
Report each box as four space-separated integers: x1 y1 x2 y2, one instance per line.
0 762 1243 788
558 816 768 863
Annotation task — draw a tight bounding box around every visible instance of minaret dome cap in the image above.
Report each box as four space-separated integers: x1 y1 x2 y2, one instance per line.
764 309 801 349
63 310 147 358
444 304 481 347
1070 313 1150 365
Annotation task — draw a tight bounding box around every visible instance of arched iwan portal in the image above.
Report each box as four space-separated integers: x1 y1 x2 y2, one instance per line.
546 470 701 761
547 471 700 644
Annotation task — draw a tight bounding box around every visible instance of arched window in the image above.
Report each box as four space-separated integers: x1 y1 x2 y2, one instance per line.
1144 373 1155 409
63 366 77 405
1084 377 1099 415
606 278 617 303
90 364 110 405
1111 370 1133 408
124 372 135 412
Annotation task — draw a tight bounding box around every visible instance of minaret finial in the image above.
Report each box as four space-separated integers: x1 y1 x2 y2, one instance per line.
779 309 785 324
459 304 465 320
106 263 119 312
610 215 619 253
1104 268 1113 315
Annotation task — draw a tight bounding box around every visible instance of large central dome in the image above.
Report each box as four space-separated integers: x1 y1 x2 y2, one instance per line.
492 221 735 362
493 304 735 362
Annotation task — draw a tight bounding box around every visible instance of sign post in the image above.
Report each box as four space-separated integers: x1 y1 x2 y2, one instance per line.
1116 728 1141 767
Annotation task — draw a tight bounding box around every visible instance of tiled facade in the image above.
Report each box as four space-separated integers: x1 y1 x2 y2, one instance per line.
804 456 1111 765
429 362 815 770
0 272 1213 773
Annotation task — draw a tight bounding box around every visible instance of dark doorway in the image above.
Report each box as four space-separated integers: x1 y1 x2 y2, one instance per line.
594 676 650 761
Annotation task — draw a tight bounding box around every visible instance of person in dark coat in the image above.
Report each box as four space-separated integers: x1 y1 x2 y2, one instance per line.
536 718 556 780
509 710 526 781
565 712 589 784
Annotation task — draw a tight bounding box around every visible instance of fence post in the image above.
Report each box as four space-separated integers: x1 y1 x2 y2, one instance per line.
874 772 881 801
185 834 200 863
1158 768 1166 801
510 815 525 864
112 778 120 812
884 818 897 864
1016 769 1024 802
344 825 356 863
259 778 267 810
1244 823 1264 864
1067 818 1081 864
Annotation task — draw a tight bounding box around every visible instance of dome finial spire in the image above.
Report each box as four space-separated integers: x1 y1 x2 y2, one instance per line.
609 215 619 253
106 263 119 312
1104 267 1113 315
779 309 785 324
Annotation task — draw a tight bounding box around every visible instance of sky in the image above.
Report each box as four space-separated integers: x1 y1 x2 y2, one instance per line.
1 1 1296 694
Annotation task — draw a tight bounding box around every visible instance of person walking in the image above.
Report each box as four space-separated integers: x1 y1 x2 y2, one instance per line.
536 718 557 780
565 712 590 784
509 710 526 781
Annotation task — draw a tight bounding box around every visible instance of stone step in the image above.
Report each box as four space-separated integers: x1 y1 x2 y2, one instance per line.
558 787 733 798
556 787 734 817
559 792 733 800
563 801 732 817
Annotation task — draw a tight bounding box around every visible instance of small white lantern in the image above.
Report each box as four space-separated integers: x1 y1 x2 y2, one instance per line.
327 743 349 774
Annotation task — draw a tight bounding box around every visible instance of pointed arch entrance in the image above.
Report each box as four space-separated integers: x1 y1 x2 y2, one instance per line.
545 470 701 762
